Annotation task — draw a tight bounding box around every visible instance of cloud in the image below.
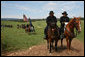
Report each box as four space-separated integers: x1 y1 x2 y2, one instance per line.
1 1 7 8
15 5 29 11
1 1 84 19
42 1 58 11
42 1 77 12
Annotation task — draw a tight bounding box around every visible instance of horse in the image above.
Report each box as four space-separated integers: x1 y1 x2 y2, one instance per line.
10 25 12 28
30 24 35 32
25 24 30 32
25 24 35 33
47 22 60 53
21 24 26 29
3 24 13 28
17 24 19 29
61 17 81 51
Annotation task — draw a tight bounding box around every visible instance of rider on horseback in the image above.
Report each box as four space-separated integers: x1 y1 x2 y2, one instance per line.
44 11 58 39
60 11 70 39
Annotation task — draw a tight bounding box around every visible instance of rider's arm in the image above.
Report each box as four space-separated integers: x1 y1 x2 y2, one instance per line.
46 17 50 25
60 17 63 24
68 17 70 22
60 17 62 23
60 17 65 25
55 17 57 23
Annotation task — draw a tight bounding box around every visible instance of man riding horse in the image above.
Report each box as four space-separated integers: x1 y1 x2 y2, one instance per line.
44 11 58 40
60 11 70 39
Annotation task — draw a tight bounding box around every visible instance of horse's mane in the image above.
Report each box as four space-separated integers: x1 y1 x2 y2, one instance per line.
68 18 74 25
68 17 80 25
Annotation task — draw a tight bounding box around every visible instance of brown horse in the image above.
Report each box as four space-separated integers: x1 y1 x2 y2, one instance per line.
25 24 30 33
47 22 60 53
62 17 81 51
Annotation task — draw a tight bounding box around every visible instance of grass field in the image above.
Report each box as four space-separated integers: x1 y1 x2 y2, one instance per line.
1 20 84 53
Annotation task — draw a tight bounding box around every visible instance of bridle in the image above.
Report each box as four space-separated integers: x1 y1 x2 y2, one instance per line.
65 19 80 37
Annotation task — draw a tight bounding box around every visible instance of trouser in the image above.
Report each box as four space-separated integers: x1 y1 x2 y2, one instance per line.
60 25 64 35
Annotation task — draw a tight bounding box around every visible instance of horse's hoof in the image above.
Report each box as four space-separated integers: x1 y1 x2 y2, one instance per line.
67 49 72 52
49 50 52 53
49 53 52 55
61 45 63 48
69 49 72 53
47 47 49 49
55 48 57 51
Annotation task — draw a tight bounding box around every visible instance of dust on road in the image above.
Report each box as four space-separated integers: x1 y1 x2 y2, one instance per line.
2 38 84 56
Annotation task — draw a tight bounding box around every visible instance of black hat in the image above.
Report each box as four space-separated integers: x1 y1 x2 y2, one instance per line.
49 11 54 14
62 11 68 15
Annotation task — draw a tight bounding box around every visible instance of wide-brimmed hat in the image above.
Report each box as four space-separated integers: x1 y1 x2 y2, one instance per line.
49 11 54 14
62 11 68 15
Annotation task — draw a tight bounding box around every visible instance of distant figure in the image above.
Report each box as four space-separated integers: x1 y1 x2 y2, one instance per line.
17 24 19 29
26 24 29 27
30 24 35 32
29 18 32 25
23 14 28 22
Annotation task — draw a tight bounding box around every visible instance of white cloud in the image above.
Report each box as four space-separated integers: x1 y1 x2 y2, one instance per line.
1 1 84 19
42 1 58 11
42 1 84 18
42 1 77 12
15 5 30 11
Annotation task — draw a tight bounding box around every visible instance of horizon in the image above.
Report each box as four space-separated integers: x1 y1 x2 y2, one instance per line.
1 1 84 19
1 15 84 19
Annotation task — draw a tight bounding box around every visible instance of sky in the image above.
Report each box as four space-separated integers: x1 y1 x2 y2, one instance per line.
1 1 84 19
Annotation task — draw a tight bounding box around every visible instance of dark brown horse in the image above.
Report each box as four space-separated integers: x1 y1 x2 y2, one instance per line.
47 22 60 53
25 24 30 32
62 17 81 51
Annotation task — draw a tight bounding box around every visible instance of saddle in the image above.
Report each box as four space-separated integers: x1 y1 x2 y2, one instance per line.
64 22 68 31
60 22 69 39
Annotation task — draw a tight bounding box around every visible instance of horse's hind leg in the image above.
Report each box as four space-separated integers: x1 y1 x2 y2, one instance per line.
55 39 58 51
51 39 54 49
61 38 63 48
69 39 72 50
47 40 49 49
66 37 69 51
49 42 52 53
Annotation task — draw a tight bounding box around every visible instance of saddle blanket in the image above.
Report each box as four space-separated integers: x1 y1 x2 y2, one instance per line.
64 22 68 31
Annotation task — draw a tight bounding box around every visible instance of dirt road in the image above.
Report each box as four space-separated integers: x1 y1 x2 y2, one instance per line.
2 38 84 56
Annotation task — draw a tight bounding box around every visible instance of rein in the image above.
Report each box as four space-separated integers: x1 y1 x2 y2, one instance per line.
65 20 78 38
65 27 78 38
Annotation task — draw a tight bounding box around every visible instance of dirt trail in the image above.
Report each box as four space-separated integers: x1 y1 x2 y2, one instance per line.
2 39 84 56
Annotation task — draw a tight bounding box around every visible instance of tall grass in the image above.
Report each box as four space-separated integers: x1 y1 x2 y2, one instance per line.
1 20 84 53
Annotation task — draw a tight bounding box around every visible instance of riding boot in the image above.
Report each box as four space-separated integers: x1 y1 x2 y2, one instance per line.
44 26 48 40
60 34 63 39
44 35 47 40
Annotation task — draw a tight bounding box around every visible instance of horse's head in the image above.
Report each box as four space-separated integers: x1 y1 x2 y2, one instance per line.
49 22 56 32
73 17 81 33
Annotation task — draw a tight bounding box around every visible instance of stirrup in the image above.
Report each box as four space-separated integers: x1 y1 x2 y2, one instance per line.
44 35 47 39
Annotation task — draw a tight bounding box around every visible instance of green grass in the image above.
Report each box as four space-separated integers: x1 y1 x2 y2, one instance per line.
76 20 84 42
1 20 84 53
